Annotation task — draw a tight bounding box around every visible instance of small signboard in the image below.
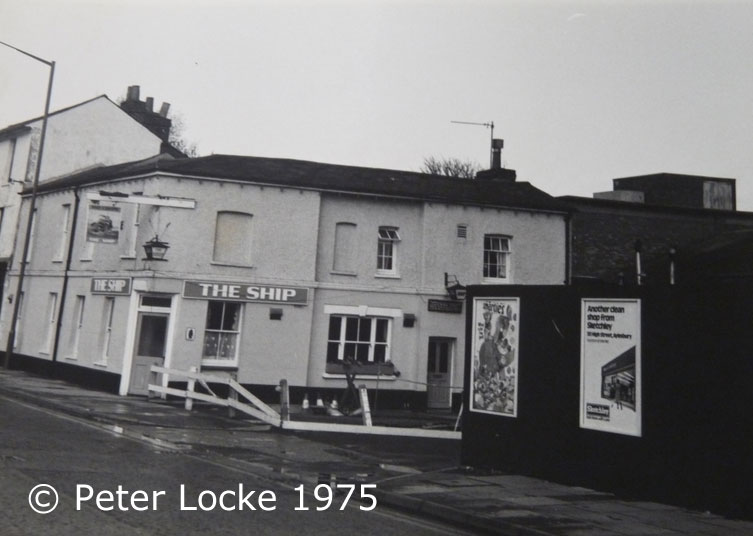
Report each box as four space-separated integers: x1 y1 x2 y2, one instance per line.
91 277 132 295
183 280 308 305
428 299 463 314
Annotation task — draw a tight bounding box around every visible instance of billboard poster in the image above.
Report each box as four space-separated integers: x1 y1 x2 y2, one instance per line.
470 297 519 417
580 299 641 436
86 204 121 243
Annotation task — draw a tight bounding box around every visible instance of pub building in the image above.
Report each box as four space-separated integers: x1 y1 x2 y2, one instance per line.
1 154 568 409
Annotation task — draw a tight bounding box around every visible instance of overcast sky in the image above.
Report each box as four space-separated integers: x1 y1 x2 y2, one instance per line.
2 1 752 207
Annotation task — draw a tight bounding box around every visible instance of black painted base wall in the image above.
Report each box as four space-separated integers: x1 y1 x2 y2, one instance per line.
3 353 121 393
462 283 753 520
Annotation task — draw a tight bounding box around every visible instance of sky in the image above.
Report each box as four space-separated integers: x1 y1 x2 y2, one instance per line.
2 0 753 207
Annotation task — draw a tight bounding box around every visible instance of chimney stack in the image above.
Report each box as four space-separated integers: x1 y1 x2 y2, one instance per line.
119 84 172 143
475 139 515 181
491 138 504 170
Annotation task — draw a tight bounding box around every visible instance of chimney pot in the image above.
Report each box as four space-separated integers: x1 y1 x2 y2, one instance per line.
127 85 140 101
145 97 154 111
159 102 171 117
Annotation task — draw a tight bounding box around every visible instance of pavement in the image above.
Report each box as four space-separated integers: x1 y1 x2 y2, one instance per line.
1 368 752 535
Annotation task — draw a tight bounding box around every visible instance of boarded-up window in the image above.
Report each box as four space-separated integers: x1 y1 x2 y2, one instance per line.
213 211 253 265
333 222 357 272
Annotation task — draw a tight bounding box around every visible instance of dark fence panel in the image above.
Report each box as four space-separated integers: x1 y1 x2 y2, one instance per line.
462 283 753 519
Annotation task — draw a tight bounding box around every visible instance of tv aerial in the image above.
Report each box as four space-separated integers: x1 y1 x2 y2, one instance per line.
451 120 501 169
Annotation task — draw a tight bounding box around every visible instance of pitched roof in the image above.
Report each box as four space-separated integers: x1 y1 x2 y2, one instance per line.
34 154 570 213
0 95 109 138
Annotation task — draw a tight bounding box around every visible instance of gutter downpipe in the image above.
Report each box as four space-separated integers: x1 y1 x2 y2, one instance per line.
51 187 81 369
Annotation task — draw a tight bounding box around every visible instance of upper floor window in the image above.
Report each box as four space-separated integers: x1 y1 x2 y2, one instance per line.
55 204 71 262
2 138 17 183
213 211 253 266
376 226 400 276
483 234 511 280
333 222 357 274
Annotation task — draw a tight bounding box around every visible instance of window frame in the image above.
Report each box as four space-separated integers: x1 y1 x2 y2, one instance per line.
201 300 243 367
483 234 512 282
376 226 400 277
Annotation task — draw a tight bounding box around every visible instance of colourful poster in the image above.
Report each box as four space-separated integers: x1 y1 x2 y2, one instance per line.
470 297 519 417
580 299 641 436
86 204 121 243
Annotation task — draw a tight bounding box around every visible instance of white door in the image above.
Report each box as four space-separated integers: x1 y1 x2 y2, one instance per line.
128 312 169 395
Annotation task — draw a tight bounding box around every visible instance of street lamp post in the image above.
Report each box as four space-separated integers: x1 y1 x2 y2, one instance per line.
1 41 55 368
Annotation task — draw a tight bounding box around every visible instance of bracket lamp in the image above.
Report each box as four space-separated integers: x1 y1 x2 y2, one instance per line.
444 272 466 301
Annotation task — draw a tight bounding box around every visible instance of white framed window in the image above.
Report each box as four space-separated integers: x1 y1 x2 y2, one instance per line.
55 204 71 262
102 297 115 361
121 204 140 258
2 138 17 183
376 226 400 276
202 301 242 367
483 234 511 281
43 292 58 353
327 315 391 364
25 208 37 264
69 295 85 358
213 211 253 266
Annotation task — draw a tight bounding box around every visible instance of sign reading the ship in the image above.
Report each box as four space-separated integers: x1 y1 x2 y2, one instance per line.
183 281 308 305
91 277 132 295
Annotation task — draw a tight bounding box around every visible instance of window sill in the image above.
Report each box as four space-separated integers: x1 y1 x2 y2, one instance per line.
375 273 400 280
201 361 239 369
482 277 509 284
80 258 93 263
330 270 357 277
323 373 397 381
63 356 77 361
93 361 108 368
210 262 255 269
52 259 63 264
325 361 396 375
120 255 136 260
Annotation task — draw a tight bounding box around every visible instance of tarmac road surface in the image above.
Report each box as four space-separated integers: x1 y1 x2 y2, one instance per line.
0 396 476 536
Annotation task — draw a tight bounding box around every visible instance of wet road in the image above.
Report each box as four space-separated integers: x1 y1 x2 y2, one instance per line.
0 397 472 535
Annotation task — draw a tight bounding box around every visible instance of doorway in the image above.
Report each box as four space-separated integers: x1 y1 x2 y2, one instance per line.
427 337 454 409
128 294 172 395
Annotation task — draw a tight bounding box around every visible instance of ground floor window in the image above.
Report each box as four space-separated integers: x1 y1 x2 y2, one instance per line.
202 301 242 366
327 315 390 364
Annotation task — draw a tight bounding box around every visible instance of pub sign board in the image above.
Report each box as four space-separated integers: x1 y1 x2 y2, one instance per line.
428 299 463 314
91 277 132 295
183 280 309 305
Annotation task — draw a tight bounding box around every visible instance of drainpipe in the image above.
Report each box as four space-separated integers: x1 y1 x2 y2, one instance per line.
51 187 81 368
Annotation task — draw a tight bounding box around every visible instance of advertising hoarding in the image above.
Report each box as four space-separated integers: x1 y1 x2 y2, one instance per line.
580 298 641 436
470 297 519 417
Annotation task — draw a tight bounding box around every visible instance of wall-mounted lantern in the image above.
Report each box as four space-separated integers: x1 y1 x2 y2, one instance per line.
444 273 466 301
143 235 169 261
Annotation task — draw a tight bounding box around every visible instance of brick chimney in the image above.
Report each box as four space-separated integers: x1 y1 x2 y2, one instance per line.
120 85 172 142
476 138 516 181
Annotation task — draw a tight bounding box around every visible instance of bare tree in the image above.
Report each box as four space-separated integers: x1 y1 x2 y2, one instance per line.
168 112 199 157
420 156 481 179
